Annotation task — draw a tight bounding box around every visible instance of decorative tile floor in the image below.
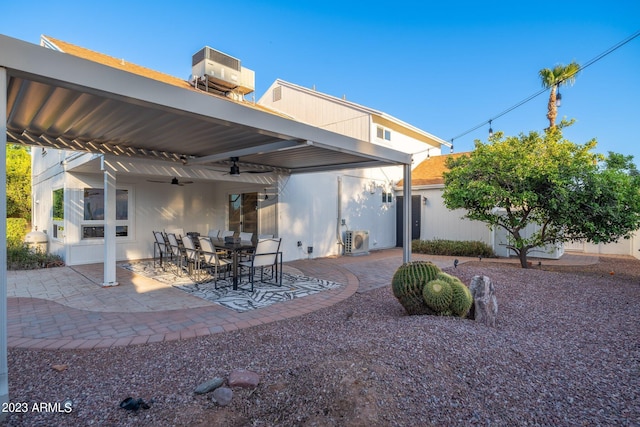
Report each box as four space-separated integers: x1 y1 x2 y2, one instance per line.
119 261 343 312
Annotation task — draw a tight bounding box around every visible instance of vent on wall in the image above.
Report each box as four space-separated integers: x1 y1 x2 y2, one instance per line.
344 230 369 256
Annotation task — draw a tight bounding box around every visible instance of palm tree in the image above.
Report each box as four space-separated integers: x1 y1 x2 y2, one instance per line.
539 61 580 129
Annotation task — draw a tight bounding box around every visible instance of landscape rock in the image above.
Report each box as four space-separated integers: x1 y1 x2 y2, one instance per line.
194 377 224 394
228 369 260 388
469 275 498 327
211 387 233 406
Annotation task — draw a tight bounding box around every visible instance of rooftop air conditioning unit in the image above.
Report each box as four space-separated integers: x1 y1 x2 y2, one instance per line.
344 230 369 256
192 46 255 95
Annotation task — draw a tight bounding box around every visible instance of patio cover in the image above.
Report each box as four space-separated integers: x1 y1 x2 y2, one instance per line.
0 34 415 410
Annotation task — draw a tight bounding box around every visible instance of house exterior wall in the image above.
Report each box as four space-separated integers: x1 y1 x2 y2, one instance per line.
416 186 492 244
258 80 446 260
565 233 639 258
277 170 398 260
259 82 371 141
408 185 564 259
31 151 274 265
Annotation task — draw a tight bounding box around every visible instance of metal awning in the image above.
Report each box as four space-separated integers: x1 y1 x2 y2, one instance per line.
1 35 410 174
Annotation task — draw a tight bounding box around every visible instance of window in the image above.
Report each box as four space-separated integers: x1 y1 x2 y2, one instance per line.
376 126 391 141
52 188 64 239
81 188 130 239
53 189 64 220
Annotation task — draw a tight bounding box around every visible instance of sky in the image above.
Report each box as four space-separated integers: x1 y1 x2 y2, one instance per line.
1 0 639 165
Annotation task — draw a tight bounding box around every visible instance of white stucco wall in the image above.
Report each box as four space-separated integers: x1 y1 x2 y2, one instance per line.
416 187 492 244
565 233 639 258
278 169 400 261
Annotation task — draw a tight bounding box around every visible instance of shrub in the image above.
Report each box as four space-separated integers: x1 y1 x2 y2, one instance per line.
7 218 28 247
7 243 64 270
412 239 496 258
6 220 64 270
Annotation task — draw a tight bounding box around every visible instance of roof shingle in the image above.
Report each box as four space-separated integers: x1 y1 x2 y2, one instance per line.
398 152 469 186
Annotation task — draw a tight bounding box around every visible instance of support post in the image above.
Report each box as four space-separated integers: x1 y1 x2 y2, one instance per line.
101 157 118 286
402 163 412 263
1 67 9 421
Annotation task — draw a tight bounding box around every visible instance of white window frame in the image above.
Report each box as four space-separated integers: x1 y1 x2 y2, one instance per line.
376 126 391 142
80 186 134 241
51 187 65 241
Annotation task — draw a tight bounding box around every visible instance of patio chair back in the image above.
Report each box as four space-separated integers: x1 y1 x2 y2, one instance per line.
153 231 168 253
239 232 253 242
198 236 230 286
220 230 235 238
166 233 182 258
153 231 169 268
253 238 281 268
198 236 223 265
182 235 199 262
207 229 220 239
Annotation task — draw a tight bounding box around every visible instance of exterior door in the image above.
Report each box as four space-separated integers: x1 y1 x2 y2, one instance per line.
396 195 421 247
229 192 258 234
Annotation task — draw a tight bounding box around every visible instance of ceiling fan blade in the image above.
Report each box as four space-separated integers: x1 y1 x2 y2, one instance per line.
148 179 169 183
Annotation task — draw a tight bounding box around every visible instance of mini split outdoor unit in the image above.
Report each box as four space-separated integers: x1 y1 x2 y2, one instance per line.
344 230 369 256
191 46 255 95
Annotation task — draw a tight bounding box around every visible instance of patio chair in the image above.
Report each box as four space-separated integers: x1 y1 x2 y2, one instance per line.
166 232 185 276
207 229 221 239
166 228 184 238
239 231 253 242
153 231 170 269
238 237 282 292
181 235 203 281
198 236 231 288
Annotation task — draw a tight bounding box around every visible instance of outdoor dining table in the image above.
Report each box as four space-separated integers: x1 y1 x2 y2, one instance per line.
211 238 256 290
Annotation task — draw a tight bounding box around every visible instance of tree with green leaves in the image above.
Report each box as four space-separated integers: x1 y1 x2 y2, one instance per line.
539 61 580 129
442 126 640 268
6 144 31 222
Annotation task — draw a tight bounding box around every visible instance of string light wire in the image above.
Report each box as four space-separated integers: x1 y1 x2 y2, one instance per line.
449 29 640 144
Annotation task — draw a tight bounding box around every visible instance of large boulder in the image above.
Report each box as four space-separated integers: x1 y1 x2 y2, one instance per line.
469 275 498 327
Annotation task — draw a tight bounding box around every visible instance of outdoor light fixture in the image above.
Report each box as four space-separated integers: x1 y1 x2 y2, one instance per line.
230 157 240 176
488 119 494 138
556 86 562 107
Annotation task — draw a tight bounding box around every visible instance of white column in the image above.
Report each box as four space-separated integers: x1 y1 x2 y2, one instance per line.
403 163 412 263
101 157 118 286
1 67 9 421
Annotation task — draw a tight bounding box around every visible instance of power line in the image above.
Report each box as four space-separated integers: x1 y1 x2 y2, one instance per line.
449 29 640 144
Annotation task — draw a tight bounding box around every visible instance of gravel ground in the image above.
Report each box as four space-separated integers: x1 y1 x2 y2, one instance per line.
4 256 640 426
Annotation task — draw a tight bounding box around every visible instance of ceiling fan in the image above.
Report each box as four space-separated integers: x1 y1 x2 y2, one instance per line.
148 177 194 186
